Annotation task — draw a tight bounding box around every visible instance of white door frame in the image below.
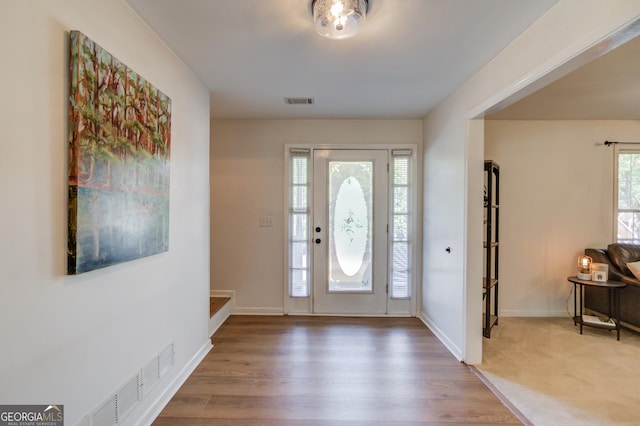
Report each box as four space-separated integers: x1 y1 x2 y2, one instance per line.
284 143 420 317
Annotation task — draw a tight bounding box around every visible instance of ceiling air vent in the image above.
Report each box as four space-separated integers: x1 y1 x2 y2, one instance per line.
284 97 314 105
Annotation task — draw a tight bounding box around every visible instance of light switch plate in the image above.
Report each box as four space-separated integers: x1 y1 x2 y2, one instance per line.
259 216 274 227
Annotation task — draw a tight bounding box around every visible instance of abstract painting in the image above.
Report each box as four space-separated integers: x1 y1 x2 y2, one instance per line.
67 31 171 274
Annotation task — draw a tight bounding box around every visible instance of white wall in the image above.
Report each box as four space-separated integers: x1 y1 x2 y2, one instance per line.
422 1 640 364
485 120 640 316
0 1 210 424
210 119 422 313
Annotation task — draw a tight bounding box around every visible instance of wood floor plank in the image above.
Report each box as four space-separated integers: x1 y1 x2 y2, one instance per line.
175 375 255 396
192 359 483 381
154 418 381 426
247 377 461 399
153 316 521 425
156 394 212 418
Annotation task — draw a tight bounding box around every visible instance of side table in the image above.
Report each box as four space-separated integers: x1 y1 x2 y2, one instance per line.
567 276 626 340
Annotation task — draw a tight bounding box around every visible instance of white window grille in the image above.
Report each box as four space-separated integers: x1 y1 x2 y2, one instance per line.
289 149 311 297
390 150 412 299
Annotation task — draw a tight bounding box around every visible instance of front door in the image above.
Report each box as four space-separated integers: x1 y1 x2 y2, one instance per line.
312 149 388 314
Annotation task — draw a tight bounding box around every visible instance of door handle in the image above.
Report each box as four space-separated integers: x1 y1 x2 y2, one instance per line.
315 238 321 244
315 227 321 232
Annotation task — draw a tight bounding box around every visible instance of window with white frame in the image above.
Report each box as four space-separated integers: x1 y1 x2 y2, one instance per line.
288 149 311 297
390 150 412 299
616 149 640 244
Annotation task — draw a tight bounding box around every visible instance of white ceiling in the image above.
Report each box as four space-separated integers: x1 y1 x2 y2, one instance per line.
124 0 558 119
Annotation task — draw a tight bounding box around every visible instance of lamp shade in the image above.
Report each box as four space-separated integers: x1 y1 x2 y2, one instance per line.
312 0 368 40
577 255 592 280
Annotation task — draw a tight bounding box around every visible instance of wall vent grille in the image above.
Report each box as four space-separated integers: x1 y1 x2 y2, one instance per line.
142 356 160 397
158 343 175 379
84 341 175 425
117 374 141 421
284 97 314 105
92 395 117 426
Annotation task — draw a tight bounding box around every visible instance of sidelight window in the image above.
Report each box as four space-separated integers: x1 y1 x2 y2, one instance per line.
289 149 311 297
390 150 412 299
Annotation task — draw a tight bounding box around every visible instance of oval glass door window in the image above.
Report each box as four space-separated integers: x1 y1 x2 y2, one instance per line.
328 161 373 292
334 176 368 276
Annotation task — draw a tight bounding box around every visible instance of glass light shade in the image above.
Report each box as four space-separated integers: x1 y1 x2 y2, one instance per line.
312 0 368 40
577 255 592 280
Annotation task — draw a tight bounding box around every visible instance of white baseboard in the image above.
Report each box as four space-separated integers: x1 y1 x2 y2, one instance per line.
498 310 570 317
209 299 232 337
232 307 284 315
132 340 212 426
418 311 463 362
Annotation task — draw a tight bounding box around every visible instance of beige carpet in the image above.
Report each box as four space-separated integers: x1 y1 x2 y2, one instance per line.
477 317 640 426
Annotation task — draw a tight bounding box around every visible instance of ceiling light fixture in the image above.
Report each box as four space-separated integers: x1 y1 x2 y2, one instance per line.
311 0 368 40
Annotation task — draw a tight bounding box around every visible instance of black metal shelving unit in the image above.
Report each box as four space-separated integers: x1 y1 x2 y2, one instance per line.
484 160 500 338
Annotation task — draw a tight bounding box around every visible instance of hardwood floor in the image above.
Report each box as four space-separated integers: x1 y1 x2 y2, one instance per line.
153 316 521 425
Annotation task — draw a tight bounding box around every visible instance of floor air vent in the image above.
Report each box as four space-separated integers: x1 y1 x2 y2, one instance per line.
284 97 314 105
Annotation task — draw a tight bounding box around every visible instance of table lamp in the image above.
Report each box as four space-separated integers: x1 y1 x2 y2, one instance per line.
578 255 592 280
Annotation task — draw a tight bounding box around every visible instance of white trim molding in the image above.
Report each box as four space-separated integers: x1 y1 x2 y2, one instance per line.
418 311 463 362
